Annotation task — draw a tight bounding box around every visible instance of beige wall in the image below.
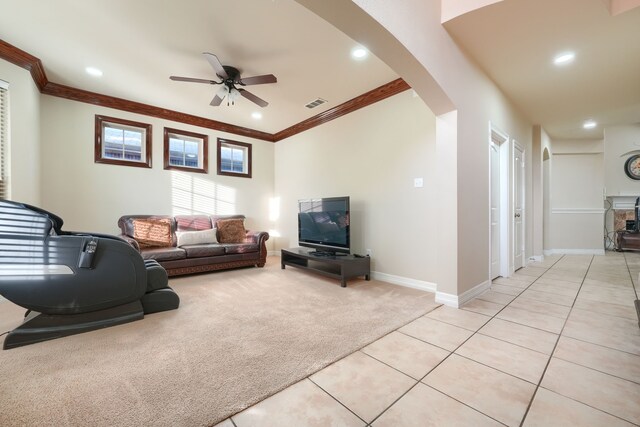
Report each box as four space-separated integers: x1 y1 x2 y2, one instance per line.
545 140 605 253
4 0 542 300
275 91 438 283
39 96 275 239
343 0 533 296
295 0 534 300
0 59 41 205
608 0 640 15
441 0 504 22
533 126 552 258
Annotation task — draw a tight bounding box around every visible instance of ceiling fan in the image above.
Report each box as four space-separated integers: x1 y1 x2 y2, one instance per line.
170 52 277 108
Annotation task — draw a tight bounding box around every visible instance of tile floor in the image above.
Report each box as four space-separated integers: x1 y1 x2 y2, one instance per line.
217 252 640 426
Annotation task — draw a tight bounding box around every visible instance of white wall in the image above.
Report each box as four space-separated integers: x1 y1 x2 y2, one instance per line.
545 140 605 253
275 91 438 284
0 59 41 205
604 124 640 197
602 125 640 246
40 96 275 241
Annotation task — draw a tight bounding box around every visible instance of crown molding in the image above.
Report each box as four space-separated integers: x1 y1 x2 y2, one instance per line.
273 78 411 141
0 39 48 90
42 82 275 142
0 39 410 143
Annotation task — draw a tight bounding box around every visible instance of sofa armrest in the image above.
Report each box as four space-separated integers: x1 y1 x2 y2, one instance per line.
246 230 270 267
119 234 141 252
246 230 269 245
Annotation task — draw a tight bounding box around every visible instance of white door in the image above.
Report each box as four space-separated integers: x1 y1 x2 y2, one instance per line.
513 144 525 270
490 143 501 279
543 153 550 250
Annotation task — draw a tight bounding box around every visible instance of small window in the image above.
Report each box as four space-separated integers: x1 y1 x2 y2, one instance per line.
164 128 208 174
0 80 8 199
95 115 152 168
217 138 252 178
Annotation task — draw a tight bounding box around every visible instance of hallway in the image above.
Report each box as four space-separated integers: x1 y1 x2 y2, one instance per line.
224 252 640 426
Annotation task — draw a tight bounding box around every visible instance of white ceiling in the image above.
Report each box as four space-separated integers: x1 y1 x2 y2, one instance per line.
444 0 640 140
0 0 638 140
0 0 398 134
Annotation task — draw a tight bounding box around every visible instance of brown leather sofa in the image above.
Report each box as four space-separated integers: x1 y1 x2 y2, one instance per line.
118 214 269 277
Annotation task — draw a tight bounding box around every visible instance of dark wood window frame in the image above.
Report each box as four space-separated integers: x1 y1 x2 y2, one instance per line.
0 81 7 199
95 115 152 168
217 138 252 178
163 127 208 174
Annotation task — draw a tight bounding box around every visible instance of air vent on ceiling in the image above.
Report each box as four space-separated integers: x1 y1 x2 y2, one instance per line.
305 98 327 109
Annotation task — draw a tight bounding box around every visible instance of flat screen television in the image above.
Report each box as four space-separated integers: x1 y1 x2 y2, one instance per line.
298 196 350 255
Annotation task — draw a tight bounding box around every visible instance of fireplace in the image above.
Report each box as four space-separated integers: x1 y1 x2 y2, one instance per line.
609 196 638 231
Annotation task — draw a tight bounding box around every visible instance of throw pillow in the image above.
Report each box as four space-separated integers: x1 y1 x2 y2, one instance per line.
132 218 173 248
176 228 218 247
217 219 246 243
175 215 212 231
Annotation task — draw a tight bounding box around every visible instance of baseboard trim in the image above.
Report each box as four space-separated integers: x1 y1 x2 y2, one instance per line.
273 256 493 307
528 255 544 264
543 249 605 255
435 279 491 308
271 254 436 293
434 291 458 307
370 271 437 293
551 208 605 214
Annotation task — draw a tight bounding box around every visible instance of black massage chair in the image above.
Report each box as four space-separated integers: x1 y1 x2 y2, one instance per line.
0 200 179 349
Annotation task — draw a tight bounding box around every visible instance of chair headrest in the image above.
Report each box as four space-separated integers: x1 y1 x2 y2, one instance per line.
0 199 63 236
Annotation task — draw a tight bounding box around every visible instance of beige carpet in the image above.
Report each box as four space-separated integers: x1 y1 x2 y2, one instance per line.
0 256 438 426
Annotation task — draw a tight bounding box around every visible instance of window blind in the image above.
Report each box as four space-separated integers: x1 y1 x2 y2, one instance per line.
0 82 7 200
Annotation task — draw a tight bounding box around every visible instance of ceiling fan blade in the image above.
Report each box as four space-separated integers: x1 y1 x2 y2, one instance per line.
238 89 268 107
170 76 219 84
238 74 277 86
210 94 224 106
203 52 228 80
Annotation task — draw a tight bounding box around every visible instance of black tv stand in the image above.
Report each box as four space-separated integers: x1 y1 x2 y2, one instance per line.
281 247 370 287
310 250 348 257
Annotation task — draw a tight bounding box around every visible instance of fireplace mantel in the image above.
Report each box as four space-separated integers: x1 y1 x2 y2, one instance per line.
607 195 638 210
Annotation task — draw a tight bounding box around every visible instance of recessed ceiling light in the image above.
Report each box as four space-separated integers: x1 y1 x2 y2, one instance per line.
85 67 103 77
583 119 597 129
351 47 368 60
553 52 575 66
251 112 262 120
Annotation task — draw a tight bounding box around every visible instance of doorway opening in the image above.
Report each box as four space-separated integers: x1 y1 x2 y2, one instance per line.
489 124 509 279
513 142 525 271
542 147 550 251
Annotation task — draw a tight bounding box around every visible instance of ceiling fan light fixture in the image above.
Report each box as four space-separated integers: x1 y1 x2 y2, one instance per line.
228 88 240 105
216 85 229 97
172 53 275 107
251 112 262 119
